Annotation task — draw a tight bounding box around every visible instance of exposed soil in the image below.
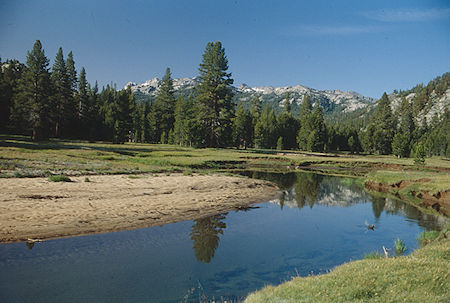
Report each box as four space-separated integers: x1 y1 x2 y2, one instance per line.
365 180 450 216
0 174 279 243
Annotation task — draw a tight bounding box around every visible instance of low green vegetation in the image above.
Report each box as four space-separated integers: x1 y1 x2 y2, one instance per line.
366 170 449 196
244 238 450 303
394 238 407 256
418 230 441 247
48 174 72 182
363 252 383 260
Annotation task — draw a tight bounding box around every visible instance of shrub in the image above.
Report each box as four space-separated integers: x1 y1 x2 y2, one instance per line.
84 177 90 182
394 238 407 256
48 175 72 182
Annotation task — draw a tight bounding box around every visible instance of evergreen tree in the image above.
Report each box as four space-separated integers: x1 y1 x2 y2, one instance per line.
112 87 135 143
173 96 186 145
14 40 53 140
392 98 415 157
141 100 151 143
277 92 299 149
87 81 100 141
195 41 234 147
182 95 202 146
307 101 327 152
297 94 313 150
233 101 252 148
367 92 395 154
249 96 262 147
51 47 68 137
254 104 278 149
153 67 176 143
61 50 78 138
0 59 25 132
392 133 410 158
78 67 89 138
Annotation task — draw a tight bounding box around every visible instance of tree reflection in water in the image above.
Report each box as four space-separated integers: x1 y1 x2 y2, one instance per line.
190 213 227 263
242 171 445 231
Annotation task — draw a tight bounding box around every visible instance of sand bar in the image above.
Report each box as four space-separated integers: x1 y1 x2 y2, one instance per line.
0 174 279 243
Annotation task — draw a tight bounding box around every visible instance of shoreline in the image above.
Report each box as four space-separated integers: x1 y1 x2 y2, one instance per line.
0 174 279 243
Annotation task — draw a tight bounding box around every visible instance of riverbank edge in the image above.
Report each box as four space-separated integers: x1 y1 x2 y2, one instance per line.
0 174 280 243
243 235 450 303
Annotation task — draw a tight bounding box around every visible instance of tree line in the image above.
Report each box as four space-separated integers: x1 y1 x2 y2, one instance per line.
1 40 448 157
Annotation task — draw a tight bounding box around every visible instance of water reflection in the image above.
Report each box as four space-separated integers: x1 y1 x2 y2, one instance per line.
190 213 227 263
238 171 445 231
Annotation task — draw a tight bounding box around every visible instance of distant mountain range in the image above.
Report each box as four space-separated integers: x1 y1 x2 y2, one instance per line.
126 73 449 122
125 77 376 118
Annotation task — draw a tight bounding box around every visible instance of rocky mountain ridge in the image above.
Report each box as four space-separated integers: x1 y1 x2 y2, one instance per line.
125 77 376 116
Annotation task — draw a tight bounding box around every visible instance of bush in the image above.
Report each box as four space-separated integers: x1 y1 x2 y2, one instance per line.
48 175 72 182
394 238 407 256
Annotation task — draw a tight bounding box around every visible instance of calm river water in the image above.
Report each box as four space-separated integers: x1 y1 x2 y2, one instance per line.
0 172 445 302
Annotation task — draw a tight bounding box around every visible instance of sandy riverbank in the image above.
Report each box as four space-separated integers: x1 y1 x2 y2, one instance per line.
0 174 279 243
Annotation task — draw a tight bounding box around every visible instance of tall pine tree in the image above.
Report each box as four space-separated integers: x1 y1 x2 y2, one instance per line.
195 41 234 147
14 40 53 141
153 67 176 143
297 94 313 150
277 92 299 149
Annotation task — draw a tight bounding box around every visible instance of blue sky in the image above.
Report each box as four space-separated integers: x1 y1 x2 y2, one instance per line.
1 0 449 98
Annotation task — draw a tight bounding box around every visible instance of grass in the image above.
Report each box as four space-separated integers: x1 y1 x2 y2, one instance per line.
244 238 450 303
48 174 72 182
0 134 448 213
418 230 441 247
363 252 384 259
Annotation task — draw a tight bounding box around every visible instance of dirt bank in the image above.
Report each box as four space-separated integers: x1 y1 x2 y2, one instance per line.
365 180 450 216
0 174 279 243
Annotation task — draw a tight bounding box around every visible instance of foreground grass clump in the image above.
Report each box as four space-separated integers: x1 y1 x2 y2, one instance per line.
48 175 72 182
244 239 450 303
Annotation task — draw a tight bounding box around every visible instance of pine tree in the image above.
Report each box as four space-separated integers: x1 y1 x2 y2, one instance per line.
254 104 278 149
392 98 415 157
195 41 234 147
249 96 262 147
0 59 25 132
113 87 135 143
233 101 252 148
277 92 298 149
141 100 151 143
366 92 395 154
62 51 78 138
173 96 186 145
307 101 327 152
51 47 68 137
153 67 176 143
182 95 201 146
297 94 313 150
14 40 53 141
87 81 100 141
78 67 89 138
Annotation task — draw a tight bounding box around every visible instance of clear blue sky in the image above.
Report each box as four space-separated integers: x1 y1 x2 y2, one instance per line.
1 0 449 98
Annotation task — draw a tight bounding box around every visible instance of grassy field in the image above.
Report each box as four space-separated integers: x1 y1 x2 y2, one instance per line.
1 134 448 206
244 237 450 303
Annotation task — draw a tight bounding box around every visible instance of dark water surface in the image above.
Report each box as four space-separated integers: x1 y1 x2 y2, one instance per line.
0 172 444 302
